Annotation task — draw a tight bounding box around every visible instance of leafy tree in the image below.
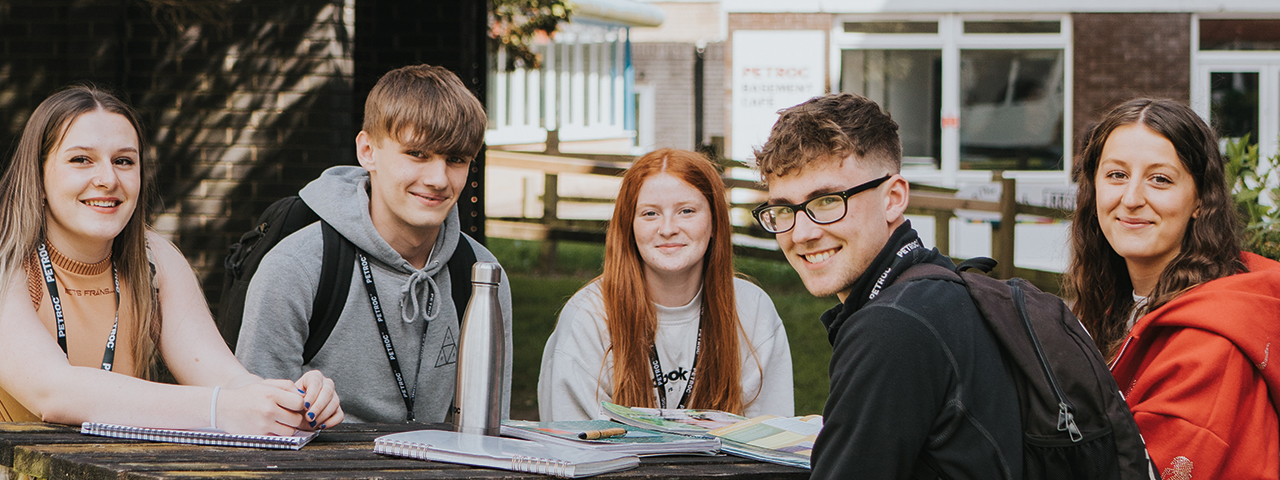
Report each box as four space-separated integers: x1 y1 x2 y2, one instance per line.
1224 135 1280 260
490 0 572 71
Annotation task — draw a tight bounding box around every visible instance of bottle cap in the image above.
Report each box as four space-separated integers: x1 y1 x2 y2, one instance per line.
471 262 502 285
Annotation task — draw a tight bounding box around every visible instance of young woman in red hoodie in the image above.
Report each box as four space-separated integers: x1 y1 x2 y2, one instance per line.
1067 98 1280 480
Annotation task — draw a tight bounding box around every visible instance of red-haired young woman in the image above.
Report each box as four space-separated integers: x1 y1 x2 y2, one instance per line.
538 148 794 421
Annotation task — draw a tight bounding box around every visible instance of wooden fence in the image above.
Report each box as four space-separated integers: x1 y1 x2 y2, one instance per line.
485 148 1071 294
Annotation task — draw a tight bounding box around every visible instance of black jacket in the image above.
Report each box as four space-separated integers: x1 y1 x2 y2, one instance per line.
811 222 1022 480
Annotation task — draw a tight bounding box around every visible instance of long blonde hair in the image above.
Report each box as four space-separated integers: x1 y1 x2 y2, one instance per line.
600 148 745 414
0 85 159 379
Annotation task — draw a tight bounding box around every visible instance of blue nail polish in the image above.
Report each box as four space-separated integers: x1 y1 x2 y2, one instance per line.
310 420 316 427
297 388 305 394
308 412 315 419
320 425 326 430
305 402 311 409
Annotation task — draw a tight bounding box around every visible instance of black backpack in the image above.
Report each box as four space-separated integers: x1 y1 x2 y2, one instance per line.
218 196 476 364
900 258 1158 480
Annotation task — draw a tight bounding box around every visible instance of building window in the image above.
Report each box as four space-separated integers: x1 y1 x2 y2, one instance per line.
844 21 938 34
1192 16 1280 161
486 22 633 149
1200 19 1280 51
841 49 942 168
1210 71 1260 144
835 14 1070 182
960 49 1065 171
963 21 1060 34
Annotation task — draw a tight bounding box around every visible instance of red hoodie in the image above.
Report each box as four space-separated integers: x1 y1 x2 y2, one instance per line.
1112 253 1280 480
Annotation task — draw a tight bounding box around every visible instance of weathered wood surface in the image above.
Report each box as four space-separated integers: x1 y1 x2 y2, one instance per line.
0 422 808 479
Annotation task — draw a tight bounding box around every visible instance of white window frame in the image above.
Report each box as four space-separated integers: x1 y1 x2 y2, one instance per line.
831 13 1073 187
1191 13 1280 163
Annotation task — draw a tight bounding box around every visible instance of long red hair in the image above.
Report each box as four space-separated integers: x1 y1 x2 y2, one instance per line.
600 148 744 414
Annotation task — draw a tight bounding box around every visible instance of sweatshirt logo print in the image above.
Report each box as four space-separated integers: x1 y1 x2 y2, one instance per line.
65 287 114 296
435 328 458 367
665 367 689 382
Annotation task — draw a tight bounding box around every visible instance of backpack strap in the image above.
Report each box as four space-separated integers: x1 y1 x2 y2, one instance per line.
957 257 997 274
302 221 357 365
447 234 477 325
897 256 998 285
897 261 962 284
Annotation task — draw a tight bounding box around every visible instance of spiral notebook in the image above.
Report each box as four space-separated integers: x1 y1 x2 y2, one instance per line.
80 422 318 450
374 429 640 478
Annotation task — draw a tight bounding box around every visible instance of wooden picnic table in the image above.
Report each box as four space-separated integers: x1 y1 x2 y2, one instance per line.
0 422 809 479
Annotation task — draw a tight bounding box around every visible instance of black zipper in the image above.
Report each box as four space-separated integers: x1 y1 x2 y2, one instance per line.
1009 279 1083 442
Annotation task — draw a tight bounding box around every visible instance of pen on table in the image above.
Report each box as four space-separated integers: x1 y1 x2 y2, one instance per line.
578 427 627 440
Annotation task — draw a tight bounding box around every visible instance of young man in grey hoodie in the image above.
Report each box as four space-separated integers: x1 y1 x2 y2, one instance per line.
235 64 512 425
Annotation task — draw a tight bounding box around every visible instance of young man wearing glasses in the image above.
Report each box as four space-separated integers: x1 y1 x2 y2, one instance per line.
753 93 1021 479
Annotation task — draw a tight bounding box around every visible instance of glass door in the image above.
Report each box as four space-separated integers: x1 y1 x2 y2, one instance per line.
1192 17 1280 162
1194 63 1280 164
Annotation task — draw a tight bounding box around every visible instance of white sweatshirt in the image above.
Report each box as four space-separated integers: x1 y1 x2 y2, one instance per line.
537 277 794 421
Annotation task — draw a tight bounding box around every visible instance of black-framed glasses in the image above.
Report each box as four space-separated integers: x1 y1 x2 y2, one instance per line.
751 175 891 234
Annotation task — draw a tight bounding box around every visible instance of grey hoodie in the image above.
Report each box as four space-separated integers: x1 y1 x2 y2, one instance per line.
236 166 512 423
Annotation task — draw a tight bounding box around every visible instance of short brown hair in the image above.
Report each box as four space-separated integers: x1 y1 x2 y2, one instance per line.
754 93 901 180
363 64 486 158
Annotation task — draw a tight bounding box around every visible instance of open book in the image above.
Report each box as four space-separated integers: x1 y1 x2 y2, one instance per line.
599 401 746 434
501 419 720 456
80 422 318 450
707 414 822 469
600 402 821 469
374 429 639 478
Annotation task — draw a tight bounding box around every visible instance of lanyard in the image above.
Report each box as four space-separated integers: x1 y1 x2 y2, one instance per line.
649 327 701 409
358 253 432 422
866 238 923 303
37 243 119 372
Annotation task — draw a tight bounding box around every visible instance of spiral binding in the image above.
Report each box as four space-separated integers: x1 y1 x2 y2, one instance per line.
374 436 596 478
374 439 430 459
81 422 307 450
511 454 573 477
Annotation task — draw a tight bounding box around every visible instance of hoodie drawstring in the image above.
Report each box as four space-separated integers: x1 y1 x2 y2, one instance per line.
400 261 441 324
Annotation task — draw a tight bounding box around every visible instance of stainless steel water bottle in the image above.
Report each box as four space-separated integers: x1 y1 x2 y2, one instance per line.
454 261 505 436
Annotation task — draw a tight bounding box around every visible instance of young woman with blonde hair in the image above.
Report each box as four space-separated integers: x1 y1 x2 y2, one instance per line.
1067 98 1280 478
0 85 343 434
538 148 793 421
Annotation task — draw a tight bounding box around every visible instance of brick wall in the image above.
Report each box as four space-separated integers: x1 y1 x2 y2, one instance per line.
354 0 489 240
631 41 725 152
0 0 355 307
725 13 834 159
702 41 726 145
633 42 695 150
0 0 487 311
1072 13 1192 146
628 2 723 44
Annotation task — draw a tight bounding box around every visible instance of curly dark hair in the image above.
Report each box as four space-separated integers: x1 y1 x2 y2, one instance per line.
1065 98 1244 359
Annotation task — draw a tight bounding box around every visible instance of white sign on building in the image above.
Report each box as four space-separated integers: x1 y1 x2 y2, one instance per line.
731 30 826 161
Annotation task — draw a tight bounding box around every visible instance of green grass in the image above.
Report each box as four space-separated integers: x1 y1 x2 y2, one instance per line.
488 238 834 420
